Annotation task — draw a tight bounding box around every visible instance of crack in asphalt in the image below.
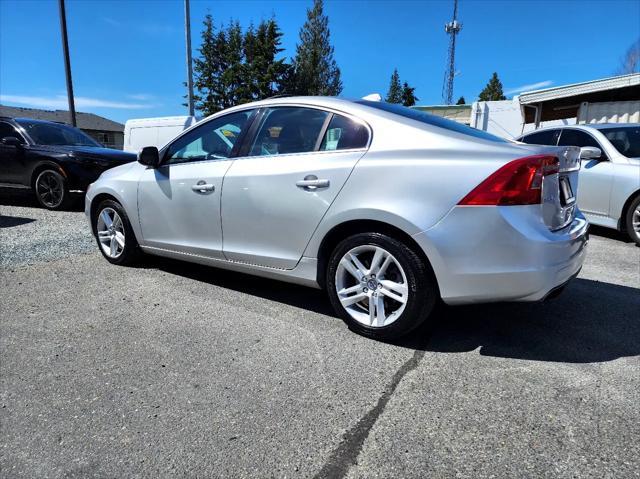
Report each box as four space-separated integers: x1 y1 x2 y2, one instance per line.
314 349 426 479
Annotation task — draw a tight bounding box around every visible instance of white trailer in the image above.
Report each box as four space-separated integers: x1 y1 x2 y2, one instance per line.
123 116 198 153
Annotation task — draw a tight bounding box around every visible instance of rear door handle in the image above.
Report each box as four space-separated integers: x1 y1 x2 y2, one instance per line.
296 175 330 190
191 181 215 193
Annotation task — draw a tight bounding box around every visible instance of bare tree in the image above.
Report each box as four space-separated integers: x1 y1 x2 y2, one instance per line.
617 39 640 75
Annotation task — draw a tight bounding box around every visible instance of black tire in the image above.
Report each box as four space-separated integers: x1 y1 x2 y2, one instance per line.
326 232 438 340
93 199 142 266
34 169 69 210
624 195 640 246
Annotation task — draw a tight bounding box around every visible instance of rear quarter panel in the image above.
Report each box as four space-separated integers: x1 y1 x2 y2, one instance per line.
303 121 535 258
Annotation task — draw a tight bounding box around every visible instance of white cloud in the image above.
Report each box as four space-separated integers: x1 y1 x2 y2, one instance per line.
504 80 554 96
127 93 154 101
0 94 154 110
103 17 122 27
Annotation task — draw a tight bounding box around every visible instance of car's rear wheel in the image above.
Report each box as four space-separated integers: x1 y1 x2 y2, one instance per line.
624 195 640 246
94 199 141 265
326 232 437 340
34 169 68 210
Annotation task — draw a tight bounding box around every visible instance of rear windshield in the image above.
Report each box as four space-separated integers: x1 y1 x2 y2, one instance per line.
355 100 508 143
599 126 640 158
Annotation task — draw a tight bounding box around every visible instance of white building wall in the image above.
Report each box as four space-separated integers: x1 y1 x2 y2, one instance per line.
470 99 574 139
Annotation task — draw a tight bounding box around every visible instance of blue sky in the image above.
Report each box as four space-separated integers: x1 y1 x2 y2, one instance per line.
1 0 638 123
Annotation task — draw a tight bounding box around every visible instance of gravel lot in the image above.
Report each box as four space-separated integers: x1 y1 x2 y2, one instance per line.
1 192 639 478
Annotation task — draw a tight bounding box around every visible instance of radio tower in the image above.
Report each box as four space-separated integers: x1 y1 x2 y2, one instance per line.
442 0 462 105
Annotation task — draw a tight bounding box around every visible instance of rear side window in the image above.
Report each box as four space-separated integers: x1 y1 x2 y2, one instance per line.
250 107 329 156
355 100 508 143
320 115 369 151
520 129 560 146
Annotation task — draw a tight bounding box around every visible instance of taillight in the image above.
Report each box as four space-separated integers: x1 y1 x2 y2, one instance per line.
458 155 559 206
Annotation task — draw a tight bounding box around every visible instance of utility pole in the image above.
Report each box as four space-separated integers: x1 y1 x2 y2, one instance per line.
184 0 195 117
442 0 462 105
58 0 77 126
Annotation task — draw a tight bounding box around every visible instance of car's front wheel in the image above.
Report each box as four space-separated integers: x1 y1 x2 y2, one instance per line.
34 169 69 210
625 195 640 246
94 199 141 265
326 232 437 340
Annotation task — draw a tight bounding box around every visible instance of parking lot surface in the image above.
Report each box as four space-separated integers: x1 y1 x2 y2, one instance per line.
1 193 639 478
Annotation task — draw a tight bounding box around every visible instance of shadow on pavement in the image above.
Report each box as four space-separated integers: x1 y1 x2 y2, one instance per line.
589 224 634 244
150 256 639 363
426 278 640 363
0 189 84 212
0 215 36 228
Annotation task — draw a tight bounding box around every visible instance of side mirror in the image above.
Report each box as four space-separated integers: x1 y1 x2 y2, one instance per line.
580 146 603 160
138 146 160 168
1 136 23 147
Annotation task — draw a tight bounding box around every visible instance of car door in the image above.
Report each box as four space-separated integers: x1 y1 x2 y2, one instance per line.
0 121 27 184
221 106 370 269
137 109 255 258
557 128 613 217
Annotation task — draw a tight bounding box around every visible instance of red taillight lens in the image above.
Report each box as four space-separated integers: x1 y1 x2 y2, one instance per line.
458 155 559 206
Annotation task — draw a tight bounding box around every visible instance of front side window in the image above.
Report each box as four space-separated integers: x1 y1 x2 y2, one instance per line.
165 110 252 164
0 122 24 143
557 129 601 149
320 114 369 151
15 119 98 147
250 107 329 156
600 126 640 158
520 129 560 146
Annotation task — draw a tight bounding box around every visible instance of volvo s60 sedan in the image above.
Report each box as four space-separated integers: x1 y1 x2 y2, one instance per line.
0 117 135 209
85 97 588 340
518 124 640 245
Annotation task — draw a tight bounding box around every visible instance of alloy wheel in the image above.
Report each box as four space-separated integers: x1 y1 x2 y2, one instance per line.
335 245 409 328
96 207 126 259
633 205 640 240
36 171 64 208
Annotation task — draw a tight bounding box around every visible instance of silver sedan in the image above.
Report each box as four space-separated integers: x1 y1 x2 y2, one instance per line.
86 97 588 340
518 124 640 245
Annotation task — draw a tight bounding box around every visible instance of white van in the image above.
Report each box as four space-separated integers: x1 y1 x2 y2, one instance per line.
123 116 198 153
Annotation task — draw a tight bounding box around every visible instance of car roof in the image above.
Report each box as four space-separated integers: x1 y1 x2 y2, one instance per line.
523 123 640 135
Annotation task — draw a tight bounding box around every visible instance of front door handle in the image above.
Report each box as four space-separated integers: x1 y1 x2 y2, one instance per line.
191 181 215 193
296 175 330 190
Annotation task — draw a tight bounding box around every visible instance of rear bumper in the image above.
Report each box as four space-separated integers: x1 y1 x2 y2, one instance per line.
413 205 588 305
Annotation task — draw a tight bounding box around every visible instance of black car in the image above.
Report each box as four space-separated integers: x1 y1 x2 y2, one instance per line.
0 117 136 209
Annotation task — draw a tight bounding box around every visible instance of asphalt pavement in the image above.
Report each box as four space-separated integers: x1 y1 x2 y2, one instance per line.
1 192 639 478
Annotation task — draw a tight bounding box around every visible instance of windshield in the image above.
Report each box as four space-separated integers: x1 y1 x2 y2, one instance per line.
354 100 508 143
16 119 101 147
600 126 640 158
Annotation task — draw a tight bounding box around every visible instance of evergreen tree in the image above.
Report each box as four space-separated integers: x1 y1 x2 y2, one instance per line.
478 72 506 101
258 18 289 98
290 0 342 96
191 14 220 115
401 81 418 107
456 96 466 105
190 15 290 116
385 69 402 104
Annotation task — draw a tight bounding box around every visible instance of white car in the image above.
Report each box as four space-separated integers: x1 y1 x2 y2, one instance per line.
518 124 640 245
86 97 587 340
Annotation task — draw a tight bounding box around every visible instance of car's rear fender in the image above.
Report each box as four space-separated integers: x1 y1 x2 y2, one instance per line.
304 143 531 260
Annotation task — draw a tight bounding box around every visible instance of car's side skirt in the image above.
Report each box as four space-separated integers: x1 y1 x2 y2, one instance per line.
0 182 30 189
140 245 321 289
